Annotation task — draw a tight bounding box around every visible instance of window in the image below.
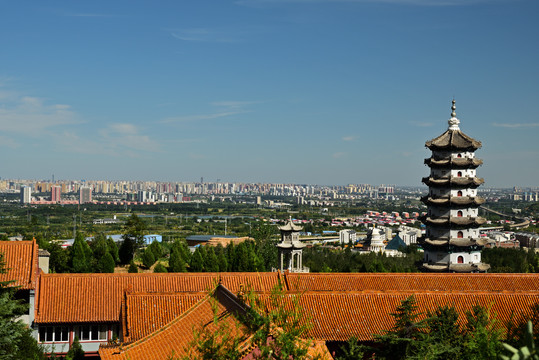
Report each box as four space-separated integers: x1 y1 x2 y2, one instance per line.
457 231 464 238
457 210 463 217
39 326 69 342
457 153 462 158
457 191 463 197
457 255 464 264
457 171 462 177
78 325 108 341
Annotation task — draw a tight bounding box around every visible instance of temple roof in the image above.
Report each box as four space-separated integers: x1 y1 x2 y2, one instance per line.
0 239 39 290
421 196 485 207
424 238 489 247
278 219 303 232
385 235 407 251
422 176 485 188
425 100 481 151
424 216 487 227
424 157 483 168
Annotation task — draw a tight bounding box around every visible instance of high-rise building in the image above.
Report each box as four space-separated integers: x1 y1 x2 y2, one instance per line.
421 100 490 273
20 186 32 204
51 186 62 203
79 187 92 204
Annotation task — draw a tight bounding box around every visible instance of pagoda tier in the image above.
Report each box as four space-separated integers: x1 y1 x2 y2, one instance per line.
423 237 489 247
422 176 484 187
424 263 491 273
421 195 485 206
421 100 489 273
422 216 487 227
425 129 481 151
424 157 483 168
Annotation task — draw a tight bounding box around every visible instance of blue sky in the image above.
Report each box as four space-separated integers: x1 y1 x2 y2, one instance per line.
0 0 538 187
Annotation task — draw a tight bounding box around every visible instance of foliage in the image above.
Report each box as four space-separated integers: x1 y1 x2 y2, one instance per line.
0 253 46 359
97 252 116 273
147 240 164 260
183 296 244 360
168 239 190 272
71 232 93 273
128 260 139 273
483 247 539 273
246 284 313 360
119 236 135 265
304 246 422 273
66 336 85 360
119 214 147 264
141 248 156 269
365 296 505 360
154 263 168 273
501 321 539 360
336 337 367 360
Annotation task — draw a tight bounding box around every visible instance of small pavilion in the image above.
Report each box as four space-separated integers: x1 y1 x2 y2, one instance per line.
277 218 309 273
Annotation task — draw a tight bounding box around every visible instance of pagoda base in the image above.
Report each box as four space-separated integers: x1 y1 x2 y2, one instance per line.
423 262 490 273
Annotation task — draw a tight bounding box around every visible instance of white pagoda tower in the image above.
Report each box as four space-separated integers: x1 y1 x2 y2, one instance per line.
277 218 308 273
421 100 490 272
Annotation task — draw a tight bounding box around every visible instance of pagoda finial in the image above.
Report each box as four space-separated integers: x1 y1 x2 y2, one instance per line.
448 99 460 130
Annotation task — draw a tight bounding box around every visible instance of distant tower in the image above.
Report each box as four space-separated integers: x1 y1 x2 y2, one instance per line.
79 187 92 204
277 218 308 273
51 186 62 203
367 225 385 253
421 100 489 272
20 186 32 204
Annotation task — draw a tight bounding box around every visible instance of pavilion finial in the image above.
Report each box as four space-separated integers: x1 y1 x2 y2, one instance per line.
448 99 460 130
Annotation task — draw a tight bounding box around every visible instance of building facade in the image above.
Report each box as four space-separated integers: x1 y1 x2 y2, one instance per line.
421 100 489 272
79 186 92 204
20 185 32 204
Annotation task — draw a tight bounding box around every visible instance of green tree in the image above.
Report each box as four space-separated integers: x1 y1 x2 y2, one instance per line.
128 261 139 273
66 336 85 360
190 246 206 272
107 237 120 263
141 248 156 269
169 239 190 273
0 253 46 359
204 247 219 272
461 305 504 359
375 295 423 359
119 236 135 264
154 263 168 273
71 233 92 273
119 214 147 263
148 240 163 260
97 252 115 273
46 241 71 273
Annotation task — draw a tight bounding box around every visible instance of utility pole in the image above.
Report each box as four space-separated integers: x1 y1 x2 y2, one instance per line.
73 214 76 238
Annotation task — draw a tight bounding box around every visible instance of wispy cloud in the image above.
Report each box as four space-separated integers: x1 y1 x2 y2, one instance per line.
492 123 539 129
99 123 161 153
161 101 256 124
409 121 433 127
236 0 500 6
171 28 243 43
342 135 358 142
0 94 81 135
333 152 346 159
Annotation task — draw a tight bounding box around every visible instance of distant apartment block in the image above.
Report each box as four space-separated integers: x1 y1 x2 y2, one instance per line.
51 186 62 203
20 185 32 204
79 186 92 204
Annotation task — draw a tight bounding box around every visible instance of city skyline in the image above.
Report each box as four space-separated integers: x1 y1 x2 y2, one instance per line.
1 1 538 187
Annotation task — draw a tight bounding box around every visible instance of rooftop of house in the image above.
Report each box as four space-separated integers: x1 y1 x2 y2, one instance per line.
0 239 39 290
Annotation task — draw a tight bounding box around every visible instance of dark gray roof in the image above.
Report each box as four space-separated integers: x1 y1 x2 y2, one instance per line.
386 235 407 251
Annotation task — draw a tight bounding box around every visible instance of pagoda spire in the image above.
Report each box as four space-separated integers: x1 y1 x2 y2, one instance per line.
448 99 460 131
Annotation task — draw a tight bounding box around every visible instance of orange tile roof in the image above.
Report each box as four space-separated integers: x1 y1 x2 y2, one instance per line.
35 272 280 323
276 292 539 341
0 240 38 290
99 286 250 360
284 272 539 293
123 292 205 342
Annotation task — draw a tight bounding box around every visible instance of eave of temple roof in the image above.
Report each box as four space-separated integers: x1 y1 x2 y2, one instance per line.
424 157 483 168
0 239 39 290
423 216 487 227
422 176 485 188
423 263 490 273
425 129 481 150
279 221 303 232
421 196 485 206
424 238 489 247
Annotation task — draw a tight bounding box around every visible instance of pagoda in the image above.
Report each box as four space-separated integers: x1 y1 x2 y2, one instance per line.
277 218 308 273
421 100 490 272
